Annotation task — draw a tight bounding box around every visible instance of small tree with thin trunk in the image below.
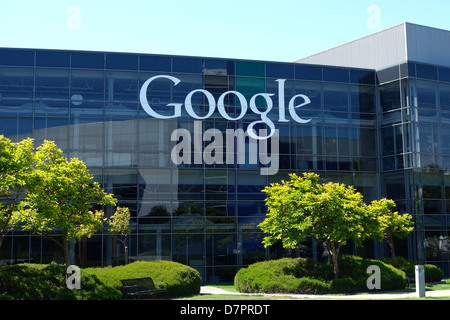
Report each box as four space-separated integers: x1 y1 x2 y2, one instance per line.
369 198 414 268
106 207 131 264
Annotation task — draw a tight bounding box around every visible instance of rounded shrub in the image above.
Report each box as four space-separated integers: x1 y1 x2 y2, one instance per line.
0 263 121 300
381 256 444 283
234 255 407 295
85 260 201 298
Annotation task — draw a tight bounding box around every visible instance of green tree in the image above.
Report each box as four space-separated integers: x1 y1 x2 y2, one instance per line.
0 136 35 248
259 172 372 278
369 198 414 267
21 140 117 268
106 207 131 264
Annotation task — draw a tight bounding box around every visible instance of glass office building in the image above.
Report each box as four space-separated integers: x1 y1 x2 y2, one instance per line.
1 22 449 282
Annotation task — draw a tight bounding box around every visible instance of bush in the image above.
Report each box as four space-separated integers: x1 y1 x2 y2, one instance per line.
381 257 444 282
234 255 407 295
85 260 201 298
0 263 121 300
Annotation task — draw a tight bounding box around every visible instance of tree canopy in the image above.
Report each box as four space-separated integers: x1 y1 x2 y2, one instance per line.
259 172 414 278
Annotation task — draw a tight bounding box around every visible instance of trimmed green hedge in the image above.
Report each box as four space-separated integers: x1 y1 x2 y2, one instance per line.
234 255 407 294
0 263 121 300
85 260 202 298
381 257 444 282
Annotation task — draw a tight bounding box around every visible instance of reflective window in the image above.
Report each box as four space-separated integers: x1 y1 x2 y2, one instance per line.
35 100 69 116
439 67 450 83
106 53 138 70
294 81 322 111
105 70 138 102
35 68 70 100
416 80 437 109
0 67 34 99
0 50 34 67
173 57 203 73
416 64 438 80
71 52 104 69
71 70 105 101
323 67 349 83
440 82 450 111
0 100 32 116
236 61 265 77
350 85 375 113
36 51 70 68
0 116 32 140
295 64 322 81
140 55 171 72
379 81 401 112
323 83 349 112
266 63 294 79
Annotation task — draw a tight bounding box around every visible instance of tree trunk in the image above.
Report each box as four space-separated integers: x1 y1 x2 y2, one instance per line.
118 237 128 265
386 234 397 268
62 230 71 269
326 239 340 279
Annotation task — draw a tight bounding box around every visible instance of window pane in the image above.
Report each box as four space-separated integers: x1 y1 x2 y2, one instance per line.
0 49 34 67
71 52 104 69
36 51 70 68
0 67 34 99
71 70 105 101
440 83 450 111
35 68 70 100
379 81 401 112
323 83 349 112
416 80 437 109
105 70 138 102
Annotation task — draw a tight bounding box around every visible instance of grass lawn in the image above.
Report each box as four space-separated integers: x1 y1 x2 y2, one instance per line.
175 279 450 300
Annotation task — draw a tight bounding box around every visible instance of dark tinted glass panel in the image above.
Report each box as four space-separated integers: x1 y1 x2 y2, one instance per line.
140 55 171 72
204 59 234 76
0 117 32 139
35 68 70 100
105 71 138 102
295 64 322 81
266 63 294 79
323 83 349 112
0 100 33 116
416 64 438 80
106 54 138 70
379 81 401 111
408 63 416 77
417 80 437 109
439 67 450 83
71 52 104 69
71 70 104 101
35 100 69 116
235 61 265 77
0 67 34 99
36 51 70 67
350 85 375 113
173 57 203 73
70 101 104 117
440 83 450 111
323 67 349 83
0 50 34 66
377 66 399 84
350 69 375 85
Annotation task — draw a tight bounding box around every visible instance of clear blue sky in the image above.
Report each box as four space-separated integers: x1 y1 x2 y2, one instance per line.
1 0 449 62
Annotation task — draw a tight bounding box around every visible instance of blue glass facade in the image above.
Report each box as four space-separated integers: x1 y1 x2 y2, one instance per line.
0 47 448 282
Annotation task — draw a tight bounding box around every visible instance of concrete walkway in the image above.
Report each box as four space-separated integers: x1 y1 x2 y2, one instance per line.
200 285 450 299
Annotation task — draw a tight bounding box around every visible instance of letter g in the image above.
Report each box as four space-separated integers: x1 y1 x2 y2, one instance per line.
140 75 182 119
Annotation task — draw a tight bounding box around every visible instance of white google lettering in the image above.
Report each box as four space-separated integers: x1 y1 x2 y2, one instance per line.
139 75 312 140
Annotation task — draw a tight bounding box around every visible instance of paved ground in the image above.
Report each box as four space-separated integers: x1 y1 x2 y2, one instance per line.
200 285 450 299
